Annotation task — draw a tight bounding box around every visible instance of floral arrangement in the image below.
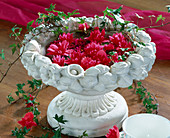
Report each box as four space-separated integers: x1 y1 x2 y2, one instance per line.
46 27 134 70
1 3 167 138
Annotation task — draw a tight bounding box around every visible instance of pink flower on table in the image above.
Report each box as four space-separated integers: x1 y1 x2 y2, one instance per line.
80 57 98 70
59 33 74 44
47 40 70 56
18 112 37 129
79 22 90 31
86 27 106 44
84 42 103 59
52 55 65 66
106 125 120 138
66 50 84 65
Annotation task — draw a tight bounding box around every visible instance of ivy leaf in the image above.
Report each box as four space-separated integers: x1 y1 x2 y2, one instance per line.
28 79 42 90
138 42 146 46
0 49 5 60
33 107 41 117
7 93 15 104
67 9 80 17
52 129 62 138
108 51 117 56
9 44 17 55
28 80 35 90
53 114 68 124
27 20 34 31
128 85 133 89
137 81 142 86
40 132 49 138
79 130 88 138
17 83 25 90
136 28 146 32
45 4 56 11
156 15 165 23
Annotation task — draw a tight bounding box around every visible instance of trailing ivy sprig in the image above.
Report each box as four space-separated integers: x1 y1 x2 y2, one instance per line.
128 81 159 114
7 79 43 104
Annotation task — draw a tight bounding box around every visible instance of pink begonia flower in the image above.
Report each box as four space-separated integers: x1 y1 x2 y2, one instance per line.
109 33 132 49
18 112 37 129
52 55 65 66
79 22 90 31
84 42 103 59
105 125 120 138
66 50 84 65
74 38 87 48
96 50 111 65
80 57 98 70
86 27 106 44
47 40 70 56
59 33 74 44
104 43 115 51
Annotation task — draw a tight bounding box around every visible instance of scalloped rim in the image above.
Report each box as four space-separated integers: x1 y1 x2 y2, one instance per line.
20 16 156 95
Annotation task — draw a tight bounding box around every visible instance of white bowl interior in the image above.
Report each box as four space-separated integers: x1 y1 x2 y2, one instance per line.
123 114 170 138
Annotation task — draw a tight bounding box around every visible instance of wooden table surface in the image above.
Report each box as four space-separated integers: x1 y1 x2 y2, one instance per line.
0 1 170 137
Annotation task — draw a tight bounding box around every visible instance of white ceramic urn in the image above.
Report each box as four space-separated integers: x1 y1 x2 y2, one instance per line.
20 16 156 137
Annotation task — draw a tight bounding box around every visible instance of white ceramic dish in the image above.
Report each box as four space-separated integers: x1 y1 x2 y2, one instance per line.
120 114 170 138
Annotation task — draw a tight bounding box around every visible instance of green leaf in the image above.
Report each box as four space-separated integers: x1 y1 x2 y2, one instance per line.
23 95 29 100
27 20 34 31
33 107 41 117
128 85 133 89
137 81 142 86
45 4 56 11
7 93 15 104
0 49 5 60
11 25 17 32
40 132 49 138
67 9 80 17
9 44 17 54
108 51 117 56
27 80 35 90
138 42 146 46
52 129 62 138
15 91 20 96
79 130 88 138
168 7 170 13
156 15 163 23
17 83 25 90
53 114 68 124
136 28 146 32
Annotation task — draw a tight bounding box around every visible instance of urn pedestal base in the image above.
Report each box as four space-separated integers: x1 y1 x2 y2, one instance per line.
47 91 128 137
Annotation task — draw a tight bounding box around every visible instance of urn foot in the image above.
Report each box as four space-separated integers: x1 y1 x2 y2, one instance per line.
47 91 128 137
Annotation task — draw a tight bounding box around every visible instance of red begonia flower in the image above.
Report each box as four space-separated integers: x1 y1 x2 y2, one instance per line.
47 40 70 56
84 42 103 59
79 23 90 31
105 125 120 138
86 27 106 44
18 112 37 129
59 33 74 44
66 50 84 65
96 50 111 65
80 57 98 70
52 55 65 66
